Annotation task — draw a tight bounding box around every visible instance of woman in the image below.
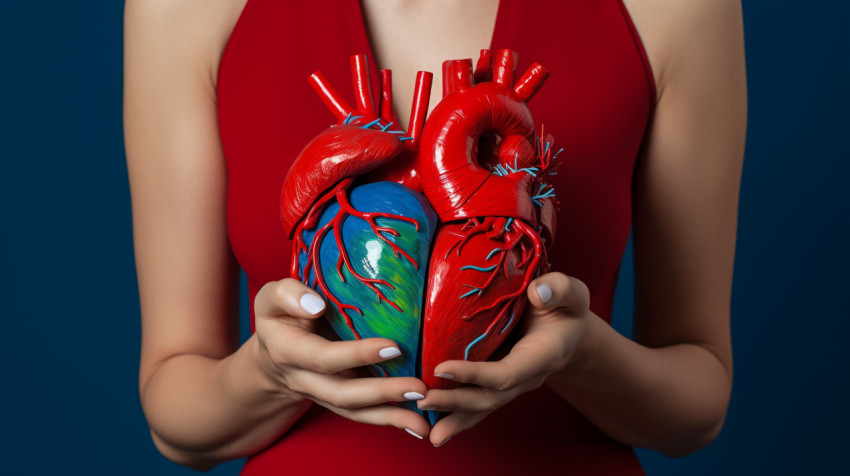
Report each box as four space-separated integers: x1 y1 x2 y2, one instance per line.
124 0 746 473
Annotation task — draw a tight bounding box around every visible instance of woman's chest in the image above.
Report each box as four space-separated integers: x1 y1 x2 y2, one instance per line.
359 0 500 129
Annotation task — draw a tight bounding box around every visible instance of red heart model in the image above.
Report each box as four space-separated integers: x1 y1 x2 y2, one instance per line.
281 50 559 394
418 51 557 389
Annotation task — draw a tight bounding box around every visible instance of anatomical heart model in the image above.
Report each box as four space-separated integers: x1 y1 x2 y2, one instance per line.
280 50 559 423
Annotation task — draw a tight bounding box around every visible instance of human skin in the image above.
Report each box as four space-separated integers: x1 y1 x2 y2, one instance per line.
124 0 745 469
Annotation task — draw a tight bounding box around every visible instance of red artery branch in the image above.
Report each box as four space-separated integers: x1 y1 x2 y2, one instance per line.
450 217 545 323
291 177 422 339
334 190 421 270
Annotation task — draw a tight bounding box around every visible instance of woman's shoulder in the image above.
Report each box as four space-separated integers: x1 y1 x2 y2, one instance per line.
124 0 247 90
622 0 744 98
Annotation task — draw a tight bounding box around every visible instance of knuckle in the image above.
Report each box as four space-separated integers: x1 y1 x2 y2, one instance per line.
554 272 571 291
493 362 517 391
495 376 516 392
389 413 410 431
326 393 347 409
468 362 486 382
484 396 502 413
312 348 335 374
281 373 305 396
257 280 277 296
573 277 589 296
254 282 277 313
357 343 376 366
330 385 359 409
312 361 332 375
344 409 366 424
272 280 291 303
401 377 425 392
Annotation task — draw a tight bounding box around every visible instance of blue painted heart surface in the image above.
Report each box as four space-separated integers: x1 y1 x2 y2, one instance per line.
295 181 437 381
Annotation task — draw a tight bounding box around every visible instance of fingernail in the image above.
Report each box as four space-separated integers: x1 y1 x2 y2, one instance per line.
536 284 553 304
379 347 402 359
418 405 436 411
299 293 326 314
435 373 456 380
435 436 452 448
405 428 424 440
403 391 425 401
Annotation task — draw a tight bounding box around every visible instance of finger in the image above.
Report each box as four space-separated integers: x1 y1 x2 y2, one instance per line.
255 280 407 374
318 401 431 441
433 350 552 392
527 272 590 314
428 411 489 447
291 370 427 410
416 386 518 414
255 278 327 319
266 330 407 375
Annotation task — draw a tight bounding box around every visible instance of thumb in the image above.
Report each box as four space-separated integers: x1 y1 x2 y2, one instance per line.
526 272 590 316
255 278 327 320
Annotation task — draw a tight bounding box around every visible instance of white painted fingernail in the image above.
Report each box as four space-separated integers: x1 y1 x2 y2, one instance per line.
435 373 456 380
536 284 553 304
405 428 424 440
379 347 402 359
299 293 326 314
403 391 425 401
435 436 452 448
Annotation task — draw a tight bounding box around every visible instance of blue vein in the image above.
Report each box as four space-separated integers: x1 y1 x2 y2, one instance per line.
460 264 498 272
486 247 505 260
459 285 483 299
500 310 516 335
361 118 382 129
531 184 556 206
464 332 488 360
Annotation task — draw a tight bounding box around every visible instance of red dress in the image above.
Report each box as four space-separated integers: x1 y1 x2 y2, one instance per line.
218 0 654 473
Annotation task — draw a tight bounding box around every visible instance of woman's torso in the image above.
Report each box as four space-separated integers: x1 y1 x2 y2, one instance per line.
216 0 654 473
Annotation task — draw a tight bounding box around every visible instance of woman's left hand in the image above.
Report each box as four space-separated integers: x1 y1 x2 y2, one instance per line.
416 272 593 447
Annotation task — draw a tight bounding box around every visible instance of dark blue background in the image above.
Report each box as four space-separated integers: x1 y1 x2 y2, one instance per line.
1 1 847 474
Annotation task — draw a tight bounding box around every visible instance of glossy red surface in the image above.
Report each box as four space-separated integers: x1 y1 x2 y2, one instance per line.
279 125 403 237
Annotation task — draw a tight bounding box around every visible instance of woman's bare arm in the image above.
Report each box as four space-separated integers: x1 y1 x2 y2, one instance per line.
545 0 746 455
124 0 429 469
124 0 307 468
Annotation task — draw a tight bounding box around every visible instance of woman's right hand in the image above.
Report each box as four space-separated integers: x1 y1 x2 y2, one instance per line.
252 278 431 439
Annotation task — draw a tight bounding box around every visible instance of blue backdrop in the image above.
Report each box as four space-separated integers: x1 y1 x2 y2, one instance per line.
1 1 847 474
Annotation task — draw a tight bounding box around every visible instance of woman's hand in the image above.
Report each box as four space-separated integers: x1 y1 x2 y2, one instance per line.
415 272 591 446
253 278 432 439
